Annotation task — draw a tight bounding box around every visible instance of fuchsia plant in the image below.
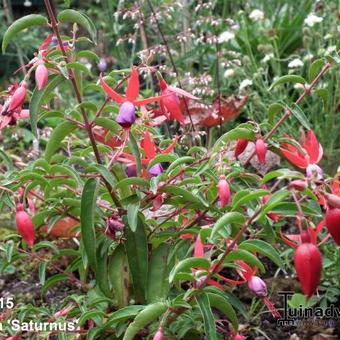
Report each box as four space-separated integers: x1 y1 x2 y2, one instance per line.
0 2 339 339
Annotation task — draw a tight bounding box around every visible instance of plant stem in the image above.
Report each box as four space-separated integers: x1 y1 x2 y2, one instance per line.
43 0 122 208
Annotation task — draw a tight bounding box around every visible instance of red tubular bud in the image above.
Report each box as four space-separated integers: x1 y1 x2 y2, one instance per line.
255 137 267 165
15 203 35 247
153 328 163 340
325 207 340 245
288 180 307 191
8 83 27 112
324 193 340 209
235 139 248 158
294 243 322 298
218 177 231 208
35 62 48 90
231 334 245 340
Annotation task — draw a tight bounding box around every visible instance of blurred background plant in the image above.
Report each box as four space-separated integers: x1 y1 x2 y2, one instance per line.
1 0 339 170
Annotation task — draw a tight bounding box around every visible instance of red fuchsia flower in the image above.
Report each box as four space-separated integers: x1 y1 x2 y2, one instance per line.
325 207 340 245
231 334 245 340
158 77 198 125
217 176 231 208
117 131 177 179
280 220 329 249
100 68 163 128
15 203 35 248
281 129 323 179
255 136 267 165
294 242 322 298
153 328 164 340
234 139 248 159
35 60 48 90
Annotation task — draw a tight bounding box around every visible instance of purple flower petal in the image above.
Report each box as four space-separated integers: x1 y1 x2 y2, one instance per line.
116 101 136 128
149 164 163 177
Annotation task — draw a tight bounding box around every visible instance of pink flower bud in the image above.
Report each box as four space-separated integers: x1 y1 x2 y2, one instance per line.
218 177 231 208
8 83 27 112
149 164 163 177
288 180 307 191
231 334 245 340
306 164 323 180
35 62 48 90
255 137 267 165
153 328 163 340
324 193 340 209
325 207 340 245
15 203 35 247
234 139 248 158
248 276 267 297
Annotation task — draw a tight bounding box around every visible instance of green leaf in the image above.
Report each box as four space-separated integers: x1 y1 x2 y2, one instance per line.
206 292 238 331
2 14 48 53
108 245 130 308
308 59 324 82
57 9 97 44
96 240 112 298
213 127 255 152
127 203 139 232
94 117 120 134
77 50 100 63
78 310 105 326
239 239 284 268
268 103 284 124
42 274 69 295
124 217 148 303
169 257 210 283
45 121 77 162
211 212 245 239
103 305 145 329
0 148 13 171
269 75 306 90
123 302 167 340
80 178 99 272
166 156 195 174
147 244 171 303
196 293 218 340
66 62 92 76
289 103 310 129
232 189 268 210
225 249 265 273
115 177 149 190
147 154 178 169
160 185 208 208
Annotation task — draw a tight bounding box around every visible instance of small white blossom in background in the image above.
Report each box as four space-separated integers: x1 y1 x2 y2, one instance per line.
304 13 323 27
326 45 336 54
239 79 252 90
218 31 235 43
294 83 305 90
224 69 235 78
288 58 304 68
249 9 265 22
262 53 274 63
303 53 314 62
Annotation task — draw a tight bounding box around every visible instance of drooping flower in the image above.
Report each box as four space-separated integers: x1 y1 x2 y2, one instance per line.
97 58 107 72
294 242 322 298
153 328 163 340
15 203 35 247
280 129 323 179
100 68 162 128
158 77 198 125
35 61 48 91
234 139 248 158
255 137 267 164
8 82 27 113
248 276 267 297
218 176 231 208
325 207 340 245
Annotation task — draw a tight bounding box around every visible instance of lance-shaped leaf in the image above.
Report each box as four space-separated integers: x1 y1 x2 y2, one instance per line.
269 75 306 90
123 302 167 340
196 293 218 340
124 216 148 303
2 14 48 53
81 178 99 272
211 212 245 239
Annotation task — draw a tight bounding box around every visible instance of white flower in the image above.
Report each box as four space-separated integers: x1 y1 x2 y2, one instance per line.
326 45 336 54
249 9 264 22
218 31 235 43
239 79 252 90
288 58 304 68
304 13 323 27
224 69 235 78
294 83 305 90
262 53 274 63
